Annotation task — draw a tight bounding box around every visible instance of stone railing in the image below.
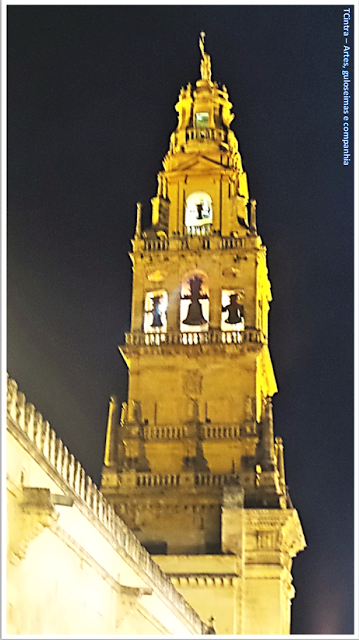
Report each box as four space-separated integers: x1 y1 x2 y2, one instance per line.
136 473 181 487
142 238 188 252
221 237 245 249
143 424 241 441
200 425 241 439
6 375 208 635
185 128 227 144
140 235 246 252
241 328 265 343
125 329 247 347
143 238 169 251
195 473 239 487
144 425 189 440
185 224 212 238
117 471 237 489
125 328 265 347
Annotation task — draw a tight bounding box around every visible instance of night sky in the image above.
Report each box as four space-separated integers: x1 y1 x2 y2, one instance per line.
7 5 354 635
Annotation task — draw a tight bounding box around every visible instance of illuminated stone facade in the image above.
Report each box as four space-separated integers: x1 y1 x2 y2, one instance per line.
6 376 210 635
101 35 306 634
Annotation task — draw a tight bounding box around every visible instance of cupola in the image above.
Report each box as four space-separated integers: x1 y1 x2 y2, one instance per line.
144 33 251 239
164 33 243 173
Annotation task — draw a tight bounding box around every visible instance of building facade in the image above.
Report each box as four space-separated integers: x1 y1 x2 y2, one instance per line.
6 375 210 635
101 35 306 634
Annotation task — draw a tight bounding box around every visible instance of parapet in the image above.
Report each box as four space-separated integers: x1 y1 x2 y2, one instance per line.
6 374 210 635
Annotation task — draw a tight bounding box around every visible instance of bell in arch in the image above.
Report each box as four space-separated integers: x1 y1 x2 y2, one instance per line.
151 295 164 328
223 293 244 325
196 202 204 220
182 276 208 326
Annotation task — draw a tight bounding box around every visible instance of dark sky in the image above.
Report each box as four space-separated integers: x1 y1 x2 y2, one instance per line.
7 5 354 635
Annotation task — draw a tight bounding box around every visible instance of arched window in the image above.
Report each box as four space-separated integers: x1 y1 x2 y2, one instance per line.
195 112 209 128
185 192 212 233
144 291 168 333
180 273 209 333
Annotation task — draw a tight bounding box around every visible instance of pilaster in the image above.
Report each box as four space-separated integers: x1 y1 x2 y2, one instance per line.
243 508 305 635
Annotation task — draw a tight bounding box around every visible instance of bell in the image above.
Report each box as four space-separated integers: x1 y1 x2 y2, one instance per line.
182 276 208 325
151 296 163 328
225 308 243 324
183 300 207 325
196 202 204 220
223 294 244 325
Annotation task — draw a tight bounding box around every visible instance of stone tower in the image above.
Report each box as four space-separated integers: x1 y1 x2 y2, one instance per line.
101 34 305 635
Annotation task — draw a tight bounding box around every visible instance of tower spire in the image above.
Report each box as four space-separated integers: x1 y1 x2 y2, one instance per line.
199 32 212 82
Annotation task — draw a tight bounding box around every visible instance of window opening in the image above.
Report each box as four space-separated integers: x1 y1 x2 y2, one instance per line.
221 290 245 331
195 112 209 128
144 291 168 333
185 191 213 230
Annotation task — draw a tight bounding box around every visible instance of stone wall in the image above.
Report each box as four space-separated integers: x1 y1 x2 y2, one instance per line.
6 375 209 635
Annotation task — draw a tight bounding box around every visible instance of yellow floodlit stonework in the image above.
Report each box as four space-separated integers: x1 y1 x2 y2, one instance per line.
6 376 210 635
101 35 306 634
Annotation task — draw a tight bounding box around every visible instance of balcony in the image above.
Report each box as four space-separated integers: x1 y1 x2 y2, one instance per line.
185 224 212 237
141 236 246 252
185 128 227 144
124 328 264 347
116 471 239 489
143 238 169 251
143 424 242 441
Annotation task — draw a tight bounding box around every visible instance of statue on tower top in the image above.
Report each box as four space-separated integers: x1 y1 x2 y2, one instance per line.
199 32 212 82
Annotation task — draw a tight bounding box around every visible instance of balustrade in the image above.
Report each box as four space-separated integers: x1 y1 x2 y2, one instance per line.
201 425 241 439
185 224 212 238
142 424 241 441
185 128 227 143
221 237 245 249
116 471 236 489
144 426 188 440
5 375 209 635
136 473 180 487
140 233 246 251
125 328 247 347
195 473 237 486
242 327 265 343
143 238 169 251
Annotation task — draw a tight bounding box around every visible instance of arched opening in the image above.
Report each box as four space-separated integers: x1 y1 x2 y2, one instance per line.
221 290 245 331
185 191 212 234
144 290 168 333
180 272 209 332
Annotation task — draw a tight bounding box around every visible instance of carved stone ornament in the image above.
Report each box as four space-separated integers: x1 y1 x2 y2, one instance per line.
116 585 152 628
256 530 279 550
183 371 203 396
147 270 165 282
9 487 60 566
222 266 241 278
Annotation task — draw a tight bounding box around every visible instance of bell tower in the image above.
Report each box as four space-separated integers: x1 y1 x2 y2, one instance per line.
101 34 305 635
